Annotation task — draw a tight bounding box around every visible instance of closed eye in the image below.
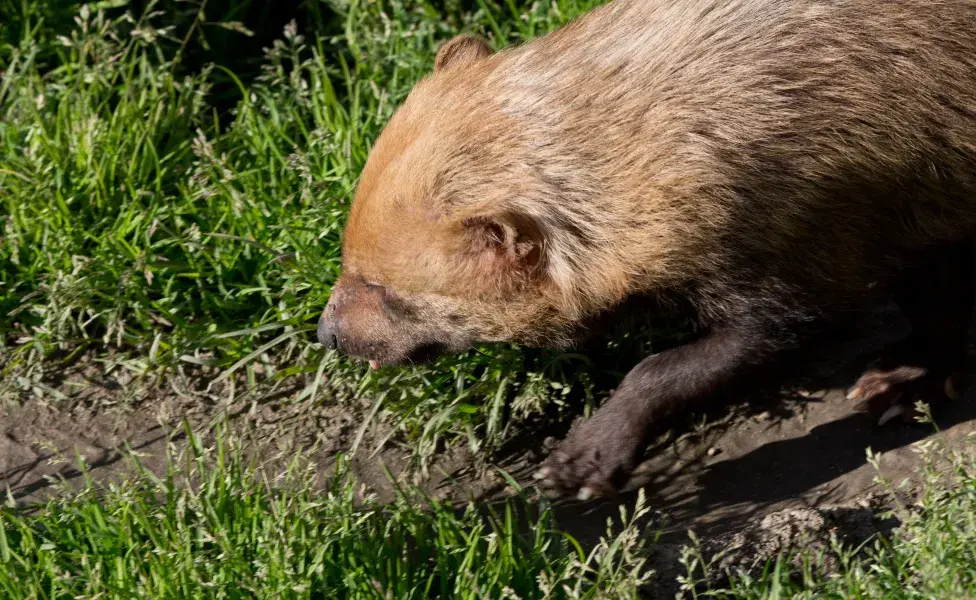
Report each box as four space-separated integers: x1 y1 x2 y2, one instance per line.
364 281 398 302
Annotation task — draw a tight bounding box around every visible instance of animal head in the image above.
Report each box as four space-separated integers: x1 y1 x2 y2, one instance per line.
317 34 637 367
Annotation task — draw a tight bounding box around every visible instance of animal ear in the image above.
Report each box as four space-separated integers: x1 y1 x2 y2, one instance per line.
463 213 543 272
435 34 494 72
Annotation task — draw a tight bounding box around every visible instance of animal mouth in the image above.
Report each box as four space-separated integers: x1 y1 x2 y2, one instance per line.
360 342 449 371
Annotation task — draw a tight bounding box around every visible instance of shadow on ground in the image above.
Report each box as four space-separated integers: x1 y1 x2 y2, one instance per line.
441 301 976 549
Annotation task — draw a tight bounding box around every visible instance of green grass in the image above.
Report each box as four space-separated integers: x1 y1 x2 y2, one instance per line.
0 425 655 599
3 413 976 599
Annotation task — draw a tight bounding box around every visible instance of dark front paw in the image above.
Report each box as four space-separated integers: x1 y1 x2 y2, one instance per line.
533 411 644 501
847 366 967 426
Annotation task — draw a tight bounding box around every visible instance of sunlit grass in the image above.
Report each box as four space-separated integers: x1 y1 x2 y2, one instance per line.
0 424 654 599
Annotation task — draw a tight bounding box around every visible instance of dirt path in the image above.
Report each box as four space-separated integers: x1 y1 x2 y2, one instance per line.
4 300 976 593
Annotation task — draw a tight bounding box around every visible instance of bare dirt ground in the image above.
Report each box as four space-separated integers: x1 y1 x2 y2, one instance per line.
4 300 976 596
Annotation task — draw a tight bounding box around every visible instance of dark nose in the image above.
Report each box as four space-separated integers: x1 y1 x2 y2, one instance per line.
317 314 339 350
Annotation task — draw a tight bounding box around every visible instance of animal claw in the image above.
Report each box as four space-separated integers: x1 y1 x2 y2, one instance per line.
878 404 906 426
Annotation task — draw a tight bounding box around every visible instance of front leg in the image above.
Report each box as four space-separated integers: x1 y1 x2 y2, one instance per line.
534 322 798 500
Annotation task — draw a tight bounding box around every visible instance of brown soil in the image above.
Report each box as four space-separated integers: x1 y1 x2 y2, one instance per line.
3 300 976 596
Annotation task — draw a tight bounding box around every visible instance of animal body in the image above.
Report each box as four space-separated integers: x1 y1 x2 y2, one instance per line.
317 0 976 500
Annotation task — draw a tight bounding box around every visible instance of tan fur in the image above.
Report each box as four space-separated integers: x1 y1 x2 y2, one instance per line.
329 0 976 366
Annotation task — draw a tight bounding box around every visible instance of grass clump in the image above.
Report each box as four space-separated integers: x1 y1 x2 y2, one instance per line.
0 425 654 599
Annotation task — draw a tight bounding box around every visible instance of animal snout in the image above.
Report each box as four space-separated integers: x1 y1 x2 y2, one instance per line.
317 311 340 350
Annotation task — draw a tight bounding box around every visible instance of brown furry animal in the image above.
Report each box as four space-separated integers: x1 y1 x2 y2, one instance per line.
318 0 976 500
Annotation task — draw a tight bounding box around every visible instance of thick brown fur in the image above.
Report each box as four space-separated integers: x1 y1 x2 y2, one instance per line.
319 0 976 499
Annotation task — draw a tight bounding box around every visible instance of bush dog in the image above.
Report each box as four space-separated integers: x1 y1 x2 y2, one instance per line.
318 0 976 500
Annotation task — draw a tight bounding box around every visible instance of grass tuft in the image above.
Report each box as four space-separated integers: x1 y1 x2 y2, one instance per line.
0 424 655 599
